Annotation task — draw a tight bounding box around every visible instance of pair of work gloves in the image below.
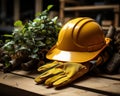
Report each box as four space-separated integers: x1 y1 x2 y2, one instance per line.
34 51 109 88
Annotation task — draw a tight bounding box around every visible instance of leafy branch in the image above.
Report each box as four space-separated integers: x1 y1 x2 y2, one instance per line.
0 5 62 72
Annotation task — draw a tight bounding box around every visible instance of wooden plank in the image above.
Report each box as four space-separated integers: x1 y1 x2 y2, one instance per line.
0 71 120 96
64 5 119 11
59 0 80 22
14 0 20 22
59 0 79 4
35 0 43 15
102 26 120 31
62 4 119 27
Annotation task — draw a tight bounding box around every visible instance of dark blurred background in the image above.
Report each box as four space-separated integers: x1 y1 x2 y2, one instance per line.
0 0 120 35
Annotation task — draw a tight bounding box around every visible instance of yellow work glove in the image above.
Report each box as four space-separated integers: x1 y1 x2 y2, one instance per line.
35 61 63 84
34 61 89 88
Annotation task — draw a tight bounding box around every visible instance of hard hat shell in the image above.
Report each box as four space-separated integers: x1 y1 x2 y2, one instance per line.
46 17 111 62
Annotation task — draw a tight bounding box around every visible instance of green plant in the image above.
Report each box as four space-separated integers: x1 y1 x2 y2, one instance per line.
1 5 62 72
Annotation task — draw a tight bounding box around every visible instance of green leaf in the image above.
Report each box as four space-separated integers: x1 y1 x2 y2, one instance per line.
30 54 39 59
3 34 13 38
18 46 28 50
3 41 15 48
5 62 11 67
2 43 14 52
35 12 41 17
40 24 45 29
33 18 41 23
5 39 11 43
36 41 46 47
33 48 39 53
47 5 53 11
14 20 23 27
51 16 58 23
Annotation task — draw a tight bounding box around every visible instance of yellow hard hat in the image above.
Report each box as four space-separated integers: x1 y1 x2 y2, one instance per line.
46 17 111 62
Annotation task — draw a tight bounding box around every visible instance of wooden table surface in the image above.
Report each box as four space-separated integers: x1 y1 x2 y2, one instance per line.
0 70 120 96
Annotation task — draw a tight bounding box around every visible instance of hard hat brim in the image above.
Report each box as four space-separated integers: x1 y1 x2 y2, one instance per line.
46 38 111 63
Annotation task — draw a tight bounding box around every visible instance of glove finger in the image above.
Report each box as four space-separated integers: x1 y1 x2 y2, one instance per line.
34 75 46 84
53 77 68 87
34 70 52 84
34 68 63 84
40 68 63 77
45 73 66 86
37 61 59 72
54 65 89 88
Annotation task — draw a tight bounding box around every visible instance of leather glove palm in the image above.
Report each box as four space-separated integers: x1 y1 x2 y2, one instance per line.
35 61 89 88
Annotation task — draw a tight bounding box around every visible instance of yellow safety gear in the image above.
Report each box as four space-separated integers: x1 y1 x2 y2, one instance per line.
35 50 109 88
46 17 110 62
35 61 89 88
